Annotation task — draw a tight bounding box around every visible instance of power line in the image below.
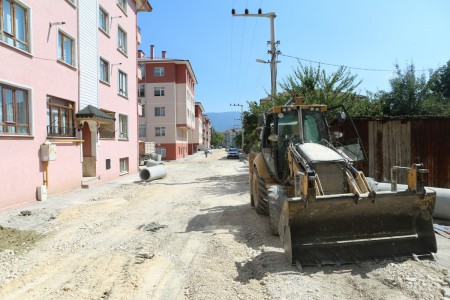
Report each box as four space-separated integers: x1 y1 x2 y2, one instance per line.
281 54 430 73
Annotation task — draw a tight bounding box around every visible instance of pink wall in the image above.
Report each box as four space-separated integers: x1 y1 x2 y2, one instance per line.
0 0 142 209
0 1 81 209
97 0 139 180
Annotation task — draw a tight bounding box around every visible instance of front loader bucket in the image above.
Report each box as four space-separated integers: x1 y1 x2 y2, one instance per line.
278 189 437 266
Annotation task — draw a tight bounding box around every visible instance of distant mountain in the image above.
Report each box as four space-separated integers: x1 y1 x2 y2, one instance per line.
205 111 242 132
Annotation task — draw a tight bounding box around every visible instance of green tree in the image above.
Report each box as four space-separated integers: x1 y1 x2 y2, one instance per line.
429 60 450 99
378 62 449 116
211 128 224 147
278 63 374 116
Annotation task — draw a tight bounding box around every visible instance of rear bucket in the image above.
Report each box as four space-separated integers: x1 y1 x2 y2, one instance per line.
278 189 437 266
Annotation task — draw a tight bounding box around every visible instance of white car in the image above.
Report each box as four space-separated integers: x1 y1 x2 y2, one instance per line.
227 148 239 159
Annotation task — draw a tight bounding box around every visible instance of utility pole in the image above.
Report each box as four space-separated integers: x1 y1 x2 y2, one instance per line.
230 103 244 150
232 8 280 105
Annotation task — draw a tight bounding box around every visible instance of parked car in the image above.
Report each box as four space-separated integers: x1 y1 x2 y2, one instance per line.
227 147 239 159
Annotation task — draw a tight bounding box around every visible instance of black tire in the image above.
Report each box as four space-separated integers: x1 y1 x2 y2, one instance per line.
252 168 268 215
268 185 286 236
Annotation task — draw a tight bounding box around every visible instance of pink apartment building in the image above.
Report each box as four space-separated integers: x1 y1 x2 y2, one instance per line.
138 46 198 160
0 0 151 209
189 102 205 154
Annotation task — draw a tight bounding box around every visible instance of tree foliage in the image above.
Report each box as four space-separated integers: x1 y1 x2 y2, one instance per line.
278 63 376 116
378 62 449 116
211 128 224 147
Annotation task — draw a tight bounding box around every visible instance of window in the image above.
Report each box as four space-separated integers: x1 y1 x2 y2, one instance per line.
154 67 164 77
118 70 127 97
0 0 29 52
0 83 29 135
138 83 145 97
47 96 75 137
155 127 165 137
154 87 164 97
141 104 145 117
117 0 127 13
117 26 127 54
98 110 115 139
119 157 129 174
119 114 128 139
99 57 109 83
58 30 75 66
98 6 109 34
155 107 165 116
155 147 166 158
139 124 146 137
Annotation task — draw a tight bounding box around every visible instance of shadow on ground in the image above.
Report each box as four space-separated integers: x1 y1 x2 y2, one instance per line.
186 203 405 283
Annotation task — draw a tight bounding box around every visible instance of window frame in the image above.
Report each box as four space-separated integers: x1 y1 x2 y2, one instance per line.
156 147 166 157
139 124 146 137
98 5 109 35
154 87 165 97
99 57 110 84
0 82 30 135
98 109 115 139
118 69 128 97
57 29 76 67
0 0 31 53
155 126 166 137
46 95 76 138
118 114 128 140
155 107 165 117
117 25 127 55
116 0 127 15
153 67 165 77
119 157 129 174
138 83 145 97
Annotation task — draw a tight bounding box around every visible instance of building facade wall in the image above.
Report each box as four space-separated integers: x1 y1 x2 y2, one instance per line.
0 0 81 209
0 0 147 209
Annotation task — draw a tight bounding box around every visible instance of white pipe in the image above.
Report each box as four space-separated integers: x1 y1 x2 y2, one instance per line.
369 180 450 220
139 165 167 181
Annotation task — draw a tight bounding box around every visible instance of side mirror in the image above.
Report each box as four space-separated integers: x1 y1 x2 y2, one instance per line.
331 131 343 143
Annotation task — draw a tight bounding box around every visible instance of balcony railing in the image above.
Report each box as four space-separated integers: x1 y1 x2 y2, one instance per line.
47 126 76 137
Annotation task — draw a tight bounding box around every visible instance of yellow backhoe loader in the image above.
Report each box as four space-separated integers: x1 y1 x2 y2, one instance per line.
249 98 437 267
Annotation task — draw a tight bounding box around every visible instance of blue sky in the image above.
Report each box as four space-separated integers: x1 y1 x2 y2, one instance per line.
138 0 450 113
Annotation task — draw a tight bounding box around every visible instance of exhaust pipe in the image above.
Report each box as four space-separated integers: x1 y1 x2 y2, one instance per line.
139 165 167 181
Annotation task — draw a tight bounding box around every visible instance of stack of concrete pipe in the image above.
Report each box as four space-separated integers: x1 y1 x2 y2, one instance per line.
139 160 167 181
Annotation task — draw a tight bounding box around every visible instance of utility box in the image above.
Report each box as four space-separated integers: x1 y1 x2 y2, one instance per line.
40 143 57 161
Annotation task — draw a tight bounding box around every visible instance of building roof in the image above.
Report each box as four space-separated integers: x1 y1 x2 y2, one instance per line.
76 105 115 123
135 0 152 12
138 57 198 84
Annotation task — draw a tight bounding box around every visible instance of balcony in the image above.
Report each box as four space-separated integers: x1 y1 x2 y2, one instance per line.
138 65 143 80
137 26 142 45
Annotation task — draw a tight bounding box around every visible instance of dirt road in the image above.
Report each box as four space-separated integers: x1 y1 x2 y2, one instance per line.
0 149 449 299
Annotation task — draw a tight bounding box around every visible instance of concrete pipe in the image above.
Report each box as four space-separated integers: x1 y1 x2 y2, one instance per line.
146 159 163 167
367 179 450 221
139 165 167 181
